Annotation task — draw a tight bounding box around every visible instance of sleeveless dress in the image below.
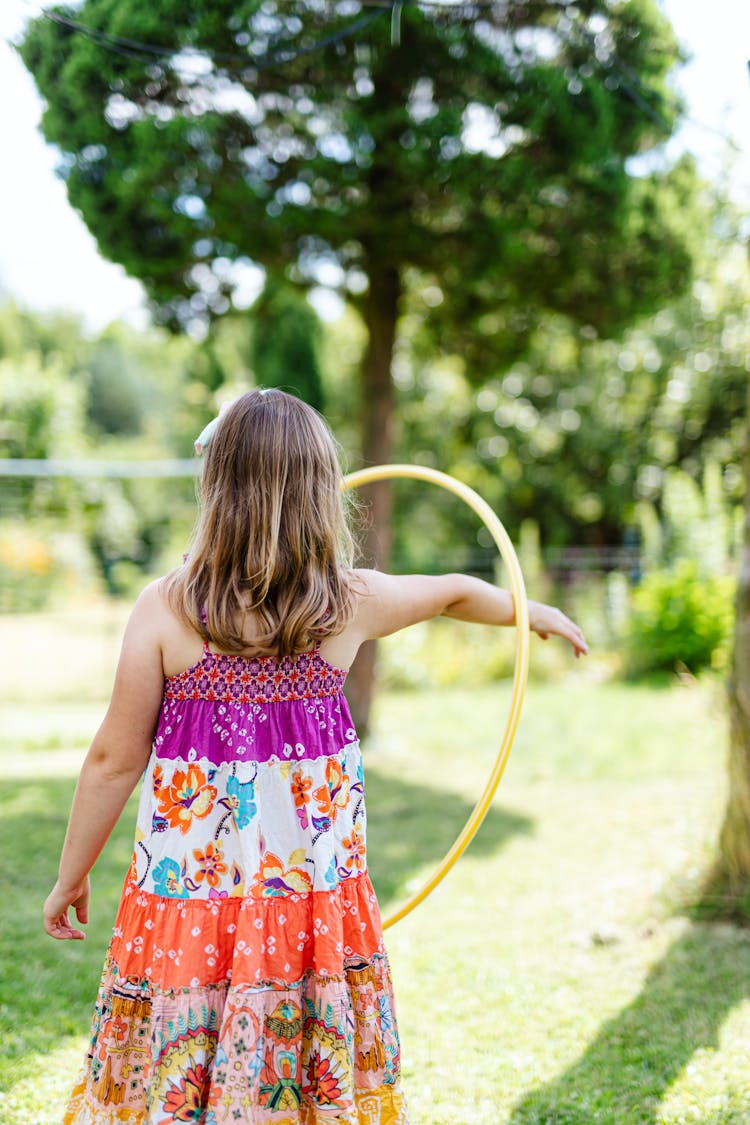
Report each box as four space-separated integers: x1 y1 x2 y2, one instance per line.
63 644 410 1125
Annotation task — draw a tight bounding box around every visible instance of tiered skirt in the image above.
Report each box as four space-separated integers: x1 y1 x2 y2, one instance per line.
63 870 409 1124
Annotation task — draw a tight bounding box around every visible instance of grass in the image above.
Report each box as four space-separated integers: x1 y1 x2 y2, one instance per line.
0 608 745 1124
364 685 739 1125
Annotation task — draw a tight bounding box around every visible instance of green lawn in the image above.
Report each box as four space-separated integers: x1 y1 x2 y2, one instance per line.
0 646 745 1123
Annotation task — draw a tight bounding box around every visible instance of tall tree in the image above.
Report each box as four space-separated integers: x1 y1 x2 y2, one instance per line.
704 379 750 919
20 0 696 723
394 209 746 555
252 278 325 410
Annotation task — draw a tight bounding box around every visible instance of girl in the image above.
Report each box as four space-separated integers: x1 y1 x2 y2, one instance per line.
45 389 587 1125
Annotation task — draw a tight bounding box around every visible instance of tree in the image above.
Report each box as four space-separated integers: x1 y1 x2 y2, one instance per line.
703 375 750 920
86 336 146 435
20 0 698 724
389 212 747 565
251 278 324 409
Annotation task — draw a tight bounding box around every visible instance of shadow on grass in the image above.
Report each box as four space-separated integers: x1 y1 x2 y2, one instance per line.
364 766 533 908
508 923 750 1125
1 768 531 1089
0 776 136 1084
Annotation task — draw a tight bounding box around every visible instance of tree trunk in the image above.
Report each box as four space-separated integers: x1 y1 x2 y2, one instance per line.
704 381 750 918
345 263 400 734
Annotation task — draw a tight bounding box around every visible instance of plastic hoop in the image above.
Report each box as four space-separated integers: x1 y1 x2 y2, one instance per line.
343 465 530 929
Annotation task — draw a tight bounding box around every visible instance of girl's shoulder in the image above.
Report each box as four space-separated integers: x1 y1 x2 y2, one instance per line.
345 568 400 639
126 577 173 632
132 575 179 627
129 577 206 679
348 567 385 596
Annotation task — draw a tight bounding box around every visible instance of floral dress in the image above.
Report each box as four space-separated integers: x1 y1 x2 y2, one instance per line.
64 644 409 1125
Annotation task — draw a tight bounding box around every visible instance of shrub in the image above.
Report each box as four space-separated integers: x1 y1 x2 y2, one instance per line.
0 527 55 611
626 560 735 677
377 613 572 690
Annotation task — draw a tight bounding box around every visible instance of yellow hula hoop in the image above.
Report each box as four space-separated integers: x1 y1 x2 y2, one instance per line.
343 465 530 930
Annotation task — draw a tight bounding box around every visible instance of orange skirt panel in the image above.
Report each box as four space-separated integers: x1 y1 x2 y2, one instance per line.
110 870 385 991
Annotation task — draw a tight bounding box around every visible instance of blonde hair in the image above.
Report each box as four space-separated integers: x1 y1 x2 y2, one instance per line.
165 389 358 655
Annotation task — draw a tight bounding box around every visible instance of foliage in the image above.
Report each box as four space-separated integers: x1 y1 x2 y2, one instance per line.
0 214 745 607
626 461 740 677
19 0 692 332
377 613 590 691
0 302 196 452
0 302 87 369
0 306 199 595
0 350 89 530
0 527 56 612
17 1 708 727
379 618 516 691
82 477 185 596
648 460 740 576
85 337 145 435
0 353 86 463
626 559 735 677
391 222 748 551
251 278 324 408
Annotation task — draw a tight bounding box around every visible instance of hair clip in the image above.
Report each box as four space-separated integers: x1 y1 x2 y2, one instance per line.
194 402 233 455
194 416 220 456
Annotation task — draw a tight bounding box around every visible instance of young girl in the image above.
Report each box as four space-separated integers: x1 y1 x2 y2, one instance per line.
45 389 587 1125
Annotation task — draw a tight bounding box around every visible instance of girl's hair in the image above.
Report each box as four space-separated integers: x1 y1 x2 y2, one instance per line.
165 389 359 655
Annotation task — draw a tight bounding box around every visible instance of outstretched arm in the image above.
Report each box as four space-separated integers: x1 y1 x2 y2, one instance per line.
352 570 588 657
43 583 166 941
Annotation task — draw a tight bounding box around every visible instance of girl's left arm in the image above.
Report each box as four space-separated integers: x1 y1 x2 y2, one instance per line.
43 583 166 941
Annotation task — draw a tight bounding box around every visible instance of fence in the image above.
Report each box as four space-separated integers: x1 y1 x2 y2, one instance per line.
0 459 644 608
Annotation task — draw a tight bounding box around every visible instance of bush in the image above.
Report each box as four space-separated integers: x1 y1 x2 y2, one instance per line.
377 612 578 690
626 560 735 677
0 527 56 611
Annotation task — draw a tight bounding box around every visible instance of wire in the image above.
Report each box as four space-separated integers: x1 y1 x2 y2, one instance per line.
566 13 742 151
15 0 743 153
41 6 390 69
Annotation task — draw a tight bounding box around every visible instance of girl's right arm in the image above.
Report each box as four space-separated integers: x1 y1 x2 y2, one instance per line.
352 569 588 657
43 583 166 940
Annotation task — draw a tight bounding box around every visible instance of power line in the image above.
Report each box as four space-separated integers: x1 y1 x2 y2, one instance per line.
569 16 741 151
41 5 391 69
14 0 742 153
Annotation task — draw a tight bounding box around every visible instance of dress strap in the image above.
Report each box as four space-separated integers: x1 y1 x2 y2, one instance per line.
312 608 330 653
199 604 211 652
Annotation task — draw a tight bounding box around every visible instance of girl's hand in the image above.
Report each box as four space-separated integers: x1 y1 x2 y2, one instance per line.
528 601 589 657
43 877 90 941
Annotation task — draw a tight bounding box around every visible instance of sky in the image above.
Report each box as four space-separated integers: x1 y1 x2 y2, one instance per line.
0 0 748 333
